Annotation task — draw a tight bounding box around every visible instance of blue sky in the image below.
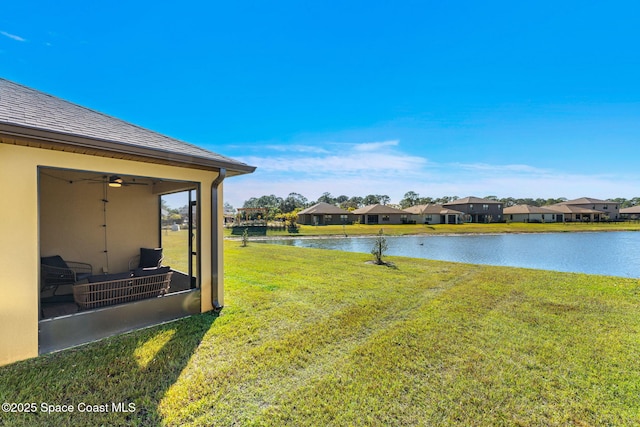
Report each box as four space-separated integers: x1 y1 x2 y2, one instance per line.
2 1 639 207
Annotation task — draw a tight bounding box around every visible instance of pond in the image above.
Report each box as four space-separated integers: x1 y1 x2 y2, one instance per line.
259 231 640 278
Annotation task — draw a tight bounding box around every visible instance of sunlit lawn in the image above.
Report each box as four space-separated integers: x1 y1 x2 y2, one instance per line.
160 228 189 273
1 241 639 426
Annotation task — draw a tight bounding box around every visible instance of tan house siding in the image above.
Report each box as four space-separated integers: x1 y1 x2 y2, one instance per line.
551 198 621 221
506 213 558 223
571 203 620 220
621 206 640 219
503 205 561 223
404 204 463 224
443 197 503 223
0 143 40 364
353 204 408 225
296 203 354 225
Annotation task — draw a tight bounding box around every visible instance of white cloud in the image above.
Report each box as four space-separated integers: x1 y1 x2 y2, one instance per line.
451 162 552 175
221 139 640 208
1 31 26 42
352 140 399 151
240 152 426 175
236 139 427 176
264 144 330 154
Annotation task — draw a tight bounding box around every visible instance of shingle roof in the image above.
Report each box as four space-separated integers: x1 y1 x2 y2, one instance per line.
403 205 426 214
297 202 352 215
545 204 601 214
556 197 612 205
620 206 640 214
0 78 255 175
404 204 464 215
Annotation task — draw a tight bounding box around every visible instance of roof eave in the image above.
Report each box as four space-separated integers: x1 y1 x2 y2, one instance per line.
0 122 256 176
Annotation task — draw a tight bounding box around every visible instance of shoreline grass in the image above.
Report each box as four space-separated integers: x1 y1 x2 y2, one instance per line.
1 242 639 425
225 221 640 238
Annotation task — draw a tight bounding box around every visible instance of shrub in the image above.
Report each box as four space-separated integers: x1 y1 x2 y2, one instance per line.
241 228 249 247
371 229 388 265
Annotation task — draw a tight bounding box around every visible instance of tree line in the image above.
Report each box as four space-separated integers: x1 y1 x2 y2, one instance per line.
235 191 640 220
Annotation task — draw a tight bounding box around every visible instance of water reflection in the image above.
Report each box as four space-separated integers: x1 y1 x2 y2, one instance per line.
261 232 640 278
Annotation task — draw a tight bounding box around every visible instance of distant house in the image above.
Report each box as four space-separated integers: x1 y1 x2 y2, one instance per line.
353 204 409 225
548 197 620 221
443 197 503 223
503 205 562 223
297 202 354 225
404 204 464 224
223 212 236 225
543 204 600 222
620 206 640 220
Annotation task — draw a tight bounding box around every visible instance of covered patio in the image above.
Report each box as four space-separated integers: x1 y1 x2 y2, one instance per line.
0 78 255 365
38 168 199 316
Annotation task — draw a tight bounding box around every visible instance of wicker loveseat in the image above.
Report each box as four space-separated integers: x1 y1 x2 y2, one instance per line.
73 266 172 310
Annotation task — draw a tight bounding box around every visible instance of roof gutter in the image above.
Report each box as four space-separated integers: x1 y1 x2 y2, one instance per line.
210 168 226 310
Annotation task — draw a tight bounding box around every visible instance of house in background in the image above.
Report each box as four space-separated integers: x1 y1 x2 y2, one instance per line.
353 204 409 225
443 197 504 223
297 202 354 225
620 206 640 220
548 197 620 221
503 205 563 223
0 78 255 366
404 204 464 224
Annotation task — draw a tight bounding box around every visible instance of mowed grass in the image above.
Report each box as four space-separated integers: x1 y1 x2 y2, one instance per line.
160 228 189 273
1 242 640 426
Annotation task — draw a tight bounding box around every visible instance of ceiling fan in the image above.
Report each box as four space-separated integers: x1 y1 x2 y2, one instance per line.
88 175 149 187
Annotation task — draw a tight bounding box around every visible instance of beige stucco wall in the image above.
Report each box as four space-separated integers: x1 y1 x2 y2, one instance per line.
39 173 159 274
358 214 406 225
574 203 620 219
507 213 559 222
379 214 405 225
0 142 221 366
0 144 40 366
412 214 445 224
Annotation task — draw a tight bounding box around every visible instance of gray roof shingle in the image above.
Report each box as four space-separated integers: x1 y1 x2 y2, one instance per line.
556 197 612 205
298 202 352 215
404 204 464 215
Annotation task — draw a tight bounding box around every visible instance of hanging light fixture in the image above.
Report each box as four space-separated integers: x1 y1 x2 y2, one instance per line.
108 175 123 188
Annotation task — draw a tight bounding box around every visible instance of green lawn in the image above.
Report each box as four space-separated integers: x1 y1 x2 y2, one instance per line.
160 228 189 273
1 242 639 426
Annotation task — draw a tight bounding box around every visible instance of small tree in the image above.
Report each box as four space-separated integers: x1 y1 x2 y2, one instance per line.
371 229 388 265
241 228 249 247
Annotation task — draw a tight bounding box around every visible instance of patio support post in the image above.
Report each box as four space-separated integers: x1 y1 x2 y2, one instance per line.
211 168 226 309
